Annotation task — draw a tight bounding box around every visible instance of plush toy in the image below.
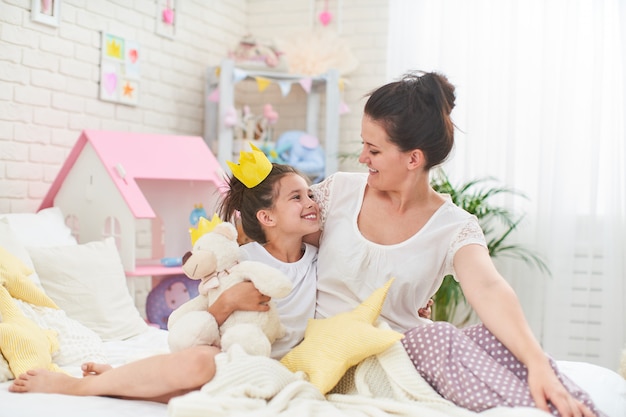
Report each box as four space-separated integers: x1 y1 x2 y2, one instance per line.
167 222 292 357
276 130 325 182
229 34 284 69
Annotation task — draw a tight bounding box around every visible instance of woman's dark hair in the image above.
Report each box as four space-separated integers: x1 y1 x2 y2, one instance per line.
364 71 456 169
218 163 303 244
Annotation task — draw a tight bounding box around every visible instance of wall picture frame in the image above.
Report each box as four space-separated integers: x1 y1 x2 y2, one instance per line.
31 0 60 27
155 0 179 39
99 32 141 106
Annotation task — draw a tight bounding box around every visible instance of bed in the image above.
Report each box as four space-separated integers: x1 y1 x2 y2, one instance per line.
1 208 624 417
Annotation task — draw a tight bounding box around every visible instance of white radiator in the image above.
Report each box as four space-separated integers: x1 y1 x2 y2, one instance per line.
542 247 623 371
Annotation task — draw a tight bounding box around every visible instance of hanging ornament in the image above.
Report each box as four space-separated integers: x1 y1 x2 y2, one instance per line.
255 76 272 92
299 77 312 93
162 0 175 24
319 0 332 26
277 80 293 97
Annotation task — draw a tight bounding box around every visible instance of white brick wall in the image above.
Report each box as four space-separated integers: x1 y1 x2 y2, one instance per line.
0 0 388 213
0 0 389 315
0 0 240 212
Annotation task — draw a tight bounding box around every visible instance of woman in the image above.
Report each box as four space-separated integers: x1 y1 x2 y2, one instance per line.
308 71 602 417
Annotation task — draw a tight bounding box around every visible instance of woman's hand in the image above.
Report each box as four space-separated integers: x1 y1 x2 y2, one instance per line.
418 299 434 319
527 359 596 417
207 281 271 325
455 245 597 417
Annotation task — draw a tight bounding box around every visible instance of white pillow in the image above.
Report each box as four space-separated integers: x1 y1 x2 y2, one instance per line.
0 225 107 369
15 299 107 367
27 237 148 341
0 207 77 247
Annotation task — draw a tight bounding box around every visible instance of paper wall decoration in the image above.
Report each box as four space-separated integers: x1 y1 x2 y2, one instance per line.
156 0 179 39
99 32 140 106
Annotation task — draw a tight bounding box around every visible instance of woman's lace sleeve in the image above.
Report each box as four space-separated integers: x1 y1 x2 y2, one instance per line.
445 217 487 276
310 175 334 229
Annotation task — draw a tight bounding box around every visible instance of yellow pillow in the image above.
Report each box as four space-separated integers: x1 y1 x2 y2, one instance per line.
0 286 61 377
280 278 404 394
0 246 61 378
0 246 58 309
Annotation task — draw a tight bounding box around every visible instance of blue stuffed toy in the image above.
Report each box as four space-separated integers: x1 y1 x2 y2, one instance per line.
275 130 325 182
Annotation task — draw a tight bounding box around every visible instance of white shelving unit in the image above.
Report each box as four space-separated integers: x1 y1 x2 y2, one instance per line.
204 59 340 177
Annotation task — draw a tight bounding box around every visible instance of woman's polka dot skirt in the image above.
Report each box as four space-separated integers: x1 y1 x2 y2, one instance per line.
402 322 604 416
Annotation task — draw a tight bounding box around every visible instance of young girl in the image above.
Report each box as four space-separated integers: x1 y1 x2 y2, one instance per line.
9 148 320 400
218 160 320 359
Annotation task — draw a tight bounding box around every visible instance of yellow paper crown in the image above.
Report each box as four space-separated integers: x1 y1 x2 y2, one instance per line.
226 143 272 188
189 213 223 246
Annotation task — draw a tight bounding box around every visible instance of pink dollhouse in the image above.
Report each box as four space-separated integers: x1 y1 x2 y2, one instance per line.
39 130 226 277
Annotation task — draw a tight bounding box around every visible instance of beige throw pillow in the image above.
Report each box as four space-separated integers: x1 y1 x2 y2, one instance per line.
27 238 148 341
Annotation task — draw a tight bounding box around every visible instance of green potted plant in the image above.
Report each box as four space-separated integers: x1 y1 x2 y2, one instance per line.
429 169 550 326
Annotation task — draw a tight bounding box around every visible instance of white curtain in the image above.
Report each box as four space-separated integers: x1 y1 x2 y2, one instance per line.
388 0 625 371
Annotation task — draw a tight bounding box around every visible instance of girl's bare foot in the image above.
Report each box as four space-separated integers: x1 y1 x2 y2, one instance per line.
9 370 85 395
82 362 113 377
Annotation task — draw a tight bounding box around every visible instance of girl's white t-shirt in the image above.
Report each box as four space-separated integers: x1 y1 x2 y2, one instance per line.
239 241 318 360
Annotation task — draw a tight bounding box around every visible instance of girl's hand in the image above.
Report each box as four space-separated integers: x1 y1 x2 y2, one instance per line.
527 360 596 417
207 281 271 325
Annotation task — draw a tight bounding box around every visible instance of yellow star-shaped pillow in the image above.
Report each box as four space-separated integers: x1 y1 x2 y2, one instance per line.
280 278 404 394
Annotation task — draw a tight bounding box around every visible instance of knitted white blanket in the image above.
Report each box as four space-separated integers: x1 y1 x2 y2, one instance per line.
168 341 551 417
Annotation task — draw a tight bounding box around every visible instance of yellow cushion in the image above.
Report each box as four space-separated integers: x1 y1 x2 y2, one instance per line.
280 278 404 394
0 246 61 377
0 246 58 309
0 286 61 377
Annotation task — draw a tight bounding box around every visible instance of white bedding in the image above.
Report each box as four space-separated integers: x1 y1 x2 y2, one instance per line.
169 342 626 417
0 208 624 417
1 333 622 417
1 328 624 417
0 327 170 417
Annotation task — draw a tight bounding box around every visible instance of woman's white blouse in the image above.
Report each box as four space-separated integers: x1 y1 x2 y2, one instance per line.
239 241 318 359
311 172 486 333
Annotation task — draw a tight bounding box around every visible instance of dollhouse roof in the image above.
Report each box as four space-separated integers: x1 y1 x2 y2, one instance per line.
39 130 225 218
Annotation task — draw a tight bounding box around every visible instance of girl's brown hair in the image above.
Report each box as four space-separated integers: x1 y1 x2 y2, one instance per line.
218 163 303 244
